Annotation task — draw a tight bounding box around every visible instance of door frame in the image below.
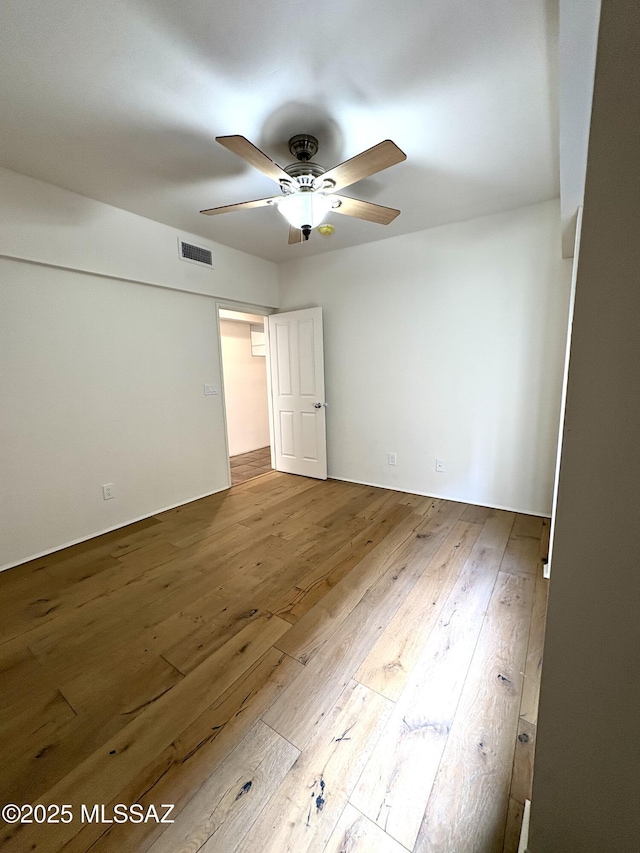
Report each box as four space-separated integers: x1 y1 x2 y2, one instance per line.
214 300 276 488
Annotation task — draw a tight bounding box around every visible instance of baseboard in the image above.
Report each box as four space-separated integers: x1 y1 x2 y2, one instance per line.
329 476 551 518
0 484 230 574
518 799 531 853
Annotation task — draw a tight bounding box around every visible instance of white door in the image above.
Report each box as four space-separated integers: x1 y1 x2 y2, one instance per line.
267 307 327 479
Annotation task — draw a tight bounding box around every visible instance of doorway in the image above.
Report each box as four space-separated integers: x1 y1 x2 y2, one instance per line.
218 308 272 486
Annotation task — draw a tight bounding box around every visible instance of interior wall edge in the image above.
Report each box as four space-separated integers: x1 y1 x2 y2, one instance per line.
0 252 249 303
0 254 277 322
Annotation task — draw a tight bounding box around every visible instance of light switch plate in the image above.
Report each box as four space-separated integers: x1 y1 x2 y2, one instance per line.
204 384 219 396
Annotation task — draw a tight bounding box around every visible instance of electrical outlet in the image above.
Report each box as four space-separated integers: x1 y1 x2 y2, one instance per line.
435 458 446 473
102 483 115 500
204 384 219 396
388 453 397 466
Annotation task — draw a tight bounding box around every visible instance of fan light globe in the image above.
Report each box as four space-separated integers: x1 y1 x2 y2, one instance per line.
277 192 332 230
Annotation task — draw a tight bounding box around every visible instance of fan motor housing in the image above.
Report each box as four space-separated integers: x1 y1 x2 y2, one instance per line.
283 161 326 179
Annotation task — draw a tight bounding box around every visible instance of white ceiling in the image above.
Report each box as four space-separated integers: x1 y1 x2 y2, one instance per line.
0 0 560 264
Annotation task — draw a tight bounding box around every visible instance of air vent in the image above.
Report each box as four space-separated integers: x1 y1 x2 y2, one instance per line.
178 238 213 268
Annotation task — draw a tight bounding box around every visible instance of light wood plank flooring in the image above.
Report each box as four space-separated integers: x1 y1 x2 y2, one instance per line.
0 474 548 853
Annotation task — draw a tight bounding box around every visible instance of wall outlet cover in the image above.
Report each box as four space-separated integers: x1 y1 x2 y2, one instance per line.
204 384 220 395
102 483 115 500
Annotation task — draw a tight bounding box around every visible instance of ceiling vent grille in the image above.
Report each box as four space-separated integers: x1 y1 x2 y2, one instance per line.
178 238 213 268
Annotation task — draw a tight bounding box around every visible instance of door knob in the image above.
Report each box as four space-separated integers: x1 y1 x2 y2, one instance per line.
314 402 326 409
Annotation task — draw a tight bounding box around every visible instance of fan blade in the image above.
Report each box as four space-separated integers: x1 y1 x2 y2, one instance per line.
332 195 400 225
288 226 303 244
321 140 406 191
216 135 292 184
200 197 279 215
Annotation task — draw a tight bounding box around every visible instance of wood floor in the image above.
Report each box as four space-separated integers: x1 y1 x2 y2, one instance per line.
0 474 549 853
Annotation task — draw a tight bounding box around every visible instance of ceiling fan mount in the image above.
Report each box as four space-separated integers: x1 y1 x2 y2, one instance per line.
287 133 319 162
200 131 406 244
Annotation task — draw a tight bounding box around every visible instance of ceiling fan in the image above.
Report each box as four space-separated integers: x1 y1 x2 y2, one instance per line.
200 134 406 243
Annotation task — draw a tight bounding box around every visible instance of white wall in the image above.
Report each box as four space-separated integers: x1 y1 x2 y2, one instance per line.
279 200 571 515
531 2 640 849
220 320 270 456
0 168 279 307
0 170 278 570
